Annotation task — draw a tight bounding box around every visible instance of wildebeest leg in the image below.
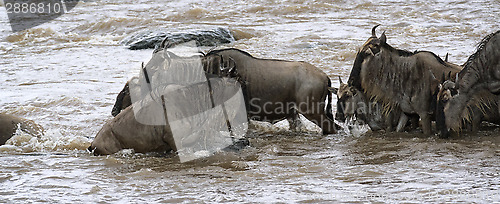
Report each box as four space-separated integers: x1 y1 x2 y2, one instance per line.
302 113 336 135
287 108 303 132
409 115 419 130
395 113 409 132
419 113 432 135
385 112 394 132
470 111 482 132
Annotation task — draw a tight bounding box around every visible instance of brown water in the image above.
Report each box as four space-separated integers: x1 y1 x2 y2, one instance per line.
1 0 500 202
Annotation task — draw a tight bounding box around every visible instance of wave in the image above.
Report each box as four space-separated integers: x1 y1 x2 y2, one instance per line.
1 128 91 153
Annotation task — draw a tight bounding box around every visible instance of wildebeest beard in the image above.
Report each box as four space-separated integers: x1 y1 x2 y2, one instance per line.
444 30 500 132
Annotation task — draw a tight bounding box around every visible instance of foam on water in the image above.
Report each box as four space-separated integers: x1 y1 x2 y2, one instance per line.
4 127 91 153
1 0 499 202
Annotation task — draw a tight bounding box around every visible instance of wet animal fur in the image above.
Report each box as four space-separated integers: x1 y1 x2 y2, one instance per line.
444 30 500 132
348 25 461 135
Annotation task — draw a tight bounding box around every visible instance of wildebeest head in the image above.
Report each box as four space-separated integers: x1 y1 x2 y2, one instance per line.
435 75 459 137
360 24 387 57
202 53 237 78
347 25 387 90
111 81 132 117
332 76 362 122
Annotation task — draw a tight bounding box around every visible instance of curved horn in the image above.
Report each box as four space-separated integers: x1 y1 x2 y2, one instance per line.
445 53 449 62
160 37 169 49
380 31 387 44
371 24 381 38
338 76 344 84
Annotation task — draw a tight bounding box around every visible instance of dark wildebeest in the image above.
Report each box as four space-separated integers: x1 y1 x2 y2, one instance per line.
0 113 44 145
346 25 462 135
331 76 421 132
331 77 391 131
436 78 500 135
113 47 337 134
438 30 500 136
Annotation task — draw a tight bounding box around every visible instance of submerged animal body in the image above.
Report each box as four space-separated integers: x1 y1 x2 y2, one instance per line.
440 30 500 135
0 113 44 145
203 48 337 134
346 25 462 135
91 77 246 156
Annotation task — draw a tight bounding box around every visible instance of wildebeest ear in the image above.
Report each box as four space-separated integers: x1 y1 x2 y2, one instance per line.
380 31 387 44
328 87 338 94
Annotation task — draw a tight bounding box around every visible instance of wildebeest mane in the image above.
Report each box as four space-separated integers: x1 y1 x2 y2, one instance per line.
206 48 295 62
349 39 450 92
463 30 500 72
382 42 449 66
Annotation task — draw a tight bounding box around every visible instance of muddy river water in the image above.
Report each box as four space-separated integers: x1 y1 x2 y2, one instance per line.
1 0 499 202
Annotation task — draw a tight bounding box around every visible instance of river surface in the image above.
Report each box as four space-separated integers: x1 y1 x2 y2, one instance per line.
1 0 500 203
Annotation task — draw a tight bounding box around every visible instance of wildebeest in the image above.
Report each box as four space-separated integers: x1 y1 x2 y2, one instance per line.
113 47 337 134
438 30 500 135
0 113 44 145
346 25 462 135
331 77 390 131
90 77 246 156
436 79 500 135
200 48 337 134
332 76 420 132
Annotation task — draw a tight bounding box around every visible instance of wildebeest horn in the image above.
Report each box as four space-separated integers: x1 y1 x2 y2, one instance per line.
455 73 459 83
160 37 168 49
160 37 174 49
380 31 387 44
338 76 344 84
445 53 449 62
371 24 381 38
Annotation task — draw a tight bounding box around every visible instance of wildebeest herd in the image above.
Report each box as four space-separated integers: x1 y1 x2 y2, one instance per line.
2 26 499 158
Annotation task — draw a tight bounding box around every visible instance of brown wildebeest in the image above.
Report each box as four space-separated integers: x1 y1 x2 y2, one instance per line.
0 113 44 145
438 30 500 136
90 106 174 155
90 77 246 156
113 47 337 134
347 25 462 135
202 48 337 134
